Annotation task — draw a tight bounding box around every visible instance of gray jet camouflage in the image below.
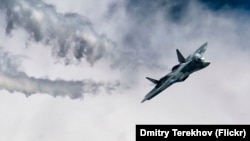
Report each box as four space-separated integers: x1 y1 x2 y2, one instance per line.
141 42 210 103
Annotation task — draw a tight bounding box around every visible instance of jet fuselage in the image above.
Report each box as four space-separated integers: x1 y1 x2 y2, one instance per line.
141 43 210 103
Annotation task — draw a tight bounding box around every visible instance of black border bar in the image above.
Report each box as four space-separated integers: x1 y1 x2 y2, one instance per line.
136 125 250 141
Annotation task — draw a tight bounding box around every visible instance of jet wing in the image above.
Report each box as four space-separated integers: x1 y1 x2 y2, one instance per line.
193 42 207 57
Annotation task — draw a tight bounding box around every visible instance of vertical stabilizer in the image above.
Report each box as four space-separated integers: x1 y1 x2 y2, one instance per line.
176 49 185 63
194 42 208 57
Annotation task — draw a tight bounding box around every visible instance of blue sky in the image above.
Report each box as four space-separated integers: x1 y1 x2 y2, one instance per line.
200 0 250 11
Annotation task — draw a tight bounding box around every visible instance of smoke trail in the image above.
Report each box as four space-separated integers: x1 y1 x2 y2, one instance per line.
0 49 119 98
0 0 115 65
0 0 168 70
0 0 168 98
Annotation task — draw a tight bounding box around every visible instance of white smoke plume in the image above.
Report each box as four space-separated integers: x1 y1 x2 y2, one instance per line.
0 0 166 69
0 49 119 98
0 0 124 99
0 0 166 99
0 0 115 65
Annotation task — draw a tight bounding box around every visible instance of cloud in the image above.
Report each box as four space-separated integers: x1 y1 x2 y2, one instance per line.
0 0 249 105
0 0 169 75
0 0 122 99
0 0 115 65
0 49 120 98
0 0 249 100
0 0 250 141
0 0 169 96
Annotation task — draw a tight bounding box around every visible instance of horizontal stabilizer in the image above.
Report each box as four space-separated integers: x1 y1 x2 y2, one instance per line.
176 49 185 63
146 77 159 84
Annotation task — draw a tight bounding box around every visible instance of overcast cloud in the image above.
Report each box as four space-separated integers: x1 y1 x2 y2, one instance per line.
0 0 250 141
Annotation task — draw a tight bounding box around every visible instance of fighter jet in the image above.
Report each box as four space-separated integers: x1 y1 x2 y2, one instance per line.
141 42 210 103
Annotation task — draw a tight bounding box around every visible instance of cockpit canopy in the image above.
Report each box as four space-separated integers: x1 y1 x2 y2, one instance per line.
193 54 205 62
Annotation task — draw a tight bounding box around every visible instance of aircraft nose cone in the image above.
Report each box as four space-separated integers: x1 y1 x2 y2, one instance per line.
204 61 210 67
